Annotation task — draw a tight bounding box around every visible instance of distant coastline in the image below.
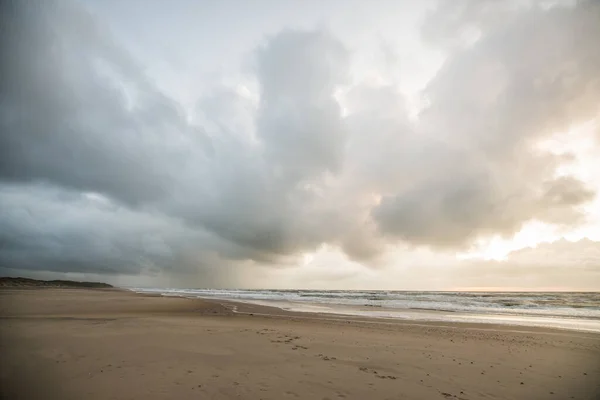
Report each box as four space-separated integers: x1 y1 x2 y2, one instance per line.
0 277 113 289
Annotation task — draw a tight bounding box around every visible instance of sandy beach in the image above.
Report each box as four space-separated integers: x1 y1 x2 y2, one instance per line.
1 289 599 400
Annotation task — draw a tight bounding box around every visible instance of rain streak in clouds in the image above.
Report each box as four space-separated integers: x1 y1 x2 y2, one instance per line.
1 0 600 288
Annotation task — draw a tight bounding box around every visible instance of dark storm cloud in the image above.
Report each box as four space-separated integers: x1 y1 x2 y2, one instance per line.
0 0 599 280
0 183 269 288
0 184 184 275
0 1 211 205
1 1 352 275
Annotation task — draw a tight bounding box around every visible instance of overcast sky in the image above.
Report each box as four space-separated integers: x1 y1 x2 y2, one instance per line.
1 0 599 290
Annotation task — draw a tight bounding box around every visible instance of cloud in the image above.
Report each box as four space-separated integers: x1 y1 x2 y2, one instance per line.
169 29 352 258
450 238 600 290
0 182 271 288
1 2 353 274
0 1 211 206
505 238 600 268
371 0 599 248
0 184 198 274
256 29 349 181
0 0 599 285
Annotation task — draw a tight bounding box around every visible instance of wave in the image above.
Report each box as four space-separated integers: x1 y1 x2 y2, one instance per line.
129 288 600 320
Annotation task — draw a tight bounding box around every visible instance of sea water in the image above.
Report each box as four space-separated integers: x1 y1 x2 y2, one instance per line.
129 288 600 333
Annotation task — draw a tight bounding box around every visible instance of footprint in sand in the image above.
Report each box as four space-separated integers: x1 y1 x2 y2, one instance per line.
359 367 396 379
318 355 336 361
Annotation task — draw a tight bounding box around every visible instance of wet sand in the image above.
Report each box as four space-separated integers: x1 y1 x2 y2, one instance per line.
1 288 599 399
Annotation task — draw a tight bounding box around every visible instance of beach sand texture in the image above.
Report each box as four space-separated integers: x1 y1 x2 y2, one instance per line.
1 289 599 399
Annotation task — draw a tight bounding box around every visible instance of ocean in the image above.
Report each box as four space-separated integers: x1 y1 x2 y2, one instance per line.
130 288 600 333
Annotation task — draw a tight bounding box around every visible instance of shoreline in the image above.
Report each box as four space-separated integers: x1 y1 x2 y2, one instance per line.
2 288 599 399
216 298 600 338
4 286 599 336
128 289 600 335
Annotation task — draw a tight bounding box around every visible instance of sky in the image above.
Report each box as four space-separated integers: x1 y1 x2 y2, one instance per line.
1 0 599 290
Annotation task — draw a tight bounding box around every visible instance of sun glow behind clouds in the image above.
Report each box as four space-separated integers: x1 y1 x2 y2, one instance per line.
457 221 561 261
458 120 600 261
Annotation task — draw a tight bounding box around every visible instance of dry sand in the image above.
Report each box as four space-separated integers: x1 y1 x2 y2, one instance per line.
1 289 599 400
